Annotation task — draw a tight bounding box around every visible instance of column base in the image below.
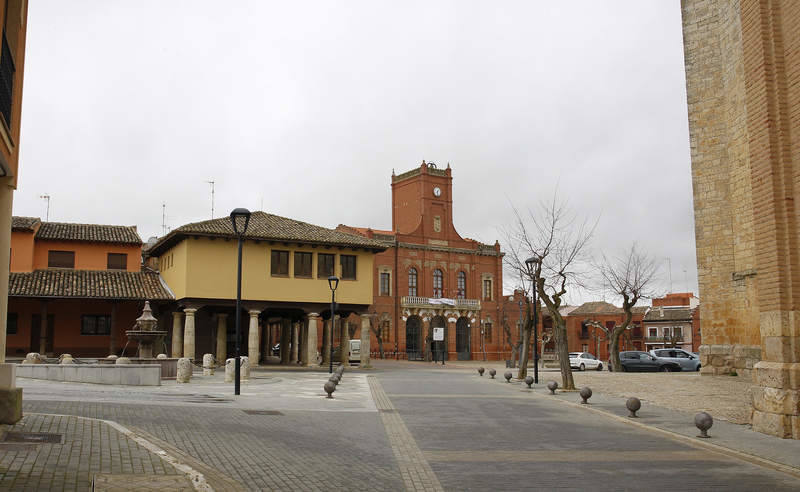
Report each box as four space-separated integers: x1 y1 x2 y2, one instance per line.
699 343 761 376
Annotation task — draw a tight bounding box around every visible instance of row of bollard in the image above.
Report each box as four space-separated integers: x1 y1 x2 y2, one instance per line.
477 366 714 438
324 365 346 398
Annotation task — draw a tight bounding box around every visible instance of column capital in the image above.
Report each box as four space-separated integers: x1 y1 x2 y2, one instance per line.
308 312 320 320
360 313 371 320
172 311 184 320
184 308 198 315
217 313 228 320
248 309 261 316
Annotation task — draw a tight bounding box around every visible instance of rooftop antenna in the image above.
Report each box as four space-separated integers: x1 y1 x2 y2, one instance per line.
161 202 167 236
40 194 50 221
666 257 673 293
205 180 215 219
683 268 688 293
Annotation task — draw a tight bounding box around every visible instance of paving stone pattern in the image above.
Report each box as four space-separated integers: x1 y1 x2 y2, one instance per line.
23 399 404 491
0 413 178 491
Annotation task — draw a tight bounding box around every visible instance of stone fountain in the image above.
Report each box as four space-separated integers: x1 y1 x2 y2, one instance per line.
125 301 167 359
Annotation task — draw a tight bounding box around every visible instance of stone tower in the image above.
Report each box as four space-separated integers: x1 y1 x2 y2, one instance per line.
682 0 800 438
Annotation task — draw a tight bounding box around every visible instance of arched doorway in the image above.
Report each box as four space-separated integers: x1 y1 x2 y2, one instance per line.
456 317 470 360
405 315 422 360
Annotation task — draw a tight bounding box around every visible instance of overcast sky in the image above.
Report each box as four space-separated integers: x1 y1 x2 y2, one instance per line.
14 1 695 305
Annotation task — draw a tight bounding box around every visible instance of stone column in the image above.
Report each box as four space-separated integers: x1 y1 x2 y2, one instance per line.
0 178 13 363
248 310 260 365
183 308 197 361
216 313 228 365
280 319 291 365
303 314 319 366
265 323 273 358
360 314 371 368
171 312 183 358
322 319 331 366
291 321 300 363
340 318 350 367
39 301 48 355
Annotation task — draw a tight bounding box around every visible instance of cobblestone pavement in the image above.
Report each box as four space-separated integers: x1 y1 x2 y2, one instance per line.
0 413 181 491
6 364 800 491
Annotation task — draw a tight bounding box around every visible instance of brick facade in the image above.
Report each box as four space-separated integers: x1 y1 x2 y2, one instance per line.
682 0 800 438
340 162 507 360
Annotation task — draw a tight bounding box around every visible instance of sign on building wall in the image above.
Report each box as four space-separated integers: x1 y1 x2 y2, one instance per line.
433 327 444 341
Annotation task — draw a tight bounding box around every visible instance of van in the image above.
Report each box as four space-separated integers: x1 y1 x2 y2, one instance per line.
349 340 361 363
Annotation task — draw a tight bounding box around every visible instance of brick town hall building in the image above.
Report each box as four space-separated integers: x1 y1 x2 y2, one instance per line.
338 162 504 361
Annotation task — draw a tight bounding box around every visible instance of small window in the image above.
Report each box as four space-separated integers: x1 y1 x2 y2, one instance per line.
81 315 111 335
457 271 466 299
484 322 492 341
48 250 75 269
581 345 588 353
432 269 443 298
379 272 391 296
294 252 312 278
341 255 356 280
381 321 390 340
483 279 492 301
107 253 127 270
649 327 657 337
271 250 289 276
674 326 683 338
408 268 418 296
318 253 335 278
6 312 16 334
663 327 671 337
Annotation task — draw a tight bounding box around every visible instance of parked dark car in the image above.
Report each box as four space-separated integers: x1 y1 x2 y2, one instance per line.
617 351 681 372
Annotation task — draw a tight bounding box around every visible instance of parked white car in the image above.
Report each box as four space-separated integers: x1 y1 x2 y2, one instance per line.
649 348 701 371
569 352 603 371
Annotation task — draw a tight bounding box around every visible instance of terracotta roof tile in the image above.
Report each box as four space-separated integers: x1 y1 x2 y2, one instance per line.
569 301 623 316
150 211 387 256
35 222 142 245
9 270 173 300
11 216 40 232
644 307 693 322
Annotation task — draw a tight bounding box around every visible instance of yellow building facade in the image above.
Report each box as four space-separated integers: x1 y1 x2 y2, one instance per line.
148 212 386 367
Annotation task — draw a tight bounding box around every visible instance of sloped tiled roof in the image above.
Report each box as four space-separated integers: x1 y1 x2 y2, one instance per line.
12 216 40 232
35 222 142 245
632 306 650 314
149 211 388 256
569 301 623 316
9 270 173 300
644 306 693 322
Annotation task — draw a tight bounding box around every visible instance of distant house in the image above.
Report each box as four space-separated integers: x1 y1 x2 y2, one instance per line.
643 306 696 352
565 301 647 360
6 217 173 358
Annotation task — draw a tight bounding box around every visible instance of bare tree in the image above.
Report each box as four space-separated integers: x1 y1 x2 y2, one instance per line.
598 243 658 372
505 196 595 390
585 319 610 362
501 307 522 368
367 311 388 359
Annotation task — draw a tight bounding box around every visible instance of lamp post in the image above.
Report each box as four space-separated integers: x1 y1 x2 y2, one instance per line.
328 275 339 374
230 208 251 396
517 299 523 364
525 256 540 384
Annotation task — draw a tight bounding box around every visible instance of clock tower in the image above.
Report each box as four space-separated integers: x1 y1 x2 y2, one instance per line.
391 161 456 240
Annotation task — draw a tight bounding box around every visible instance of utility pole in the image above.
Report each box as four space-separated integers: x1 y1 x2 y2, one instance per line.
206 180 215 219
666 257 673 293
40 194 50 221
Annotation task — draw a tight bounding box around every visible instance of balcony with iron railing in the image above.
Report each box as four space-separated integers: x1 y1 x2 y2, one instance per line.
644 336 685 344
400 296 481 310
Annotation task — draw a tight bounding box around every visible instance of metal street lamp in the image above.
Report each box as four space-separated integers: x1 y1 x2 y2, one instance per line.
230 208 251 396
525 256 540 384
328 275 339 374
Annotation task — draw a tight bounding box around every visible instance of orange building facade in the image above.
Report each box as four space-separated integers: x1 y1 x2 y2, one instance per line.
565 302 647 363
339 162 506 361
5 217 172 358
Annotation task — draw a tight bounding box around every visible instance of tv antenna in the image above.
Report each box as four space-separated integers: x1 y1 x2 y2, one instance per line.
161 202 167 236
206 180 215 219
40 194 50 221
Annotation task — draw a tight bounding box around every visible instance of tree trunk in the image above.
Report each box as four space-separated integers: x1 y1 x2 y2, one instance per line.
377 336 385 359
609 331 622 372
554 319 575 389
511 342 520 368
518 327 531 379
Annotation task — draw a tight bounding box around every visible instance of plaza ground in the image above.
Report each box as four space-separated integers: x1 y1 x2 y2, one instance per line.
0 360 798 490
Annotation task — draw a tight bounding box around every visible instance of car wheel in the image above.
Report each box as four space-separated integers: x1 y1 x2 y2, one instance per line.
660 365 671 372
620 365 627 372
596 363 603 371
580 363 585 371
696 365 701 372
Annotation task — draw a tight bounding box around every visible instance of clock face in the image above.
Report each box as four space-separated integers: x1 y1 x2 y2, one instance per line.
433 187 441 197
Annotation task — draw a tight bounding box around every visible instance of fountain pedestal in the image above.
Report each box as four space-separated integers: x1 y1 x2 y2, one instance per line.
125 301 167 359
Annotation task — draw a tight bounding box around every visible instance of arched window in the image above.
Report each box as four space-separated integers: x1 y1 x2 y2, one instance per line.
433 269 443 298
457 271 466 299
408 268 418 297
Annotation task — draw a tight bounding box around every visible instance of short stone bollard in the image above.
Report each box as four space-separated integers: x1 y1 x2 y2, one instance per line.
547 381 558 394
580 387 592 404
115 357 132 365
504 371 513 383
329 374 340 385
324 380 336 398
524 376 534 389
107 355 118 361
626 397 641 418
202 354 215 376
225 358 235 383
176 358 192 383
489 369 496 379
478 367 485 376
156 353 167 360
695 411 713 438
23 353 44 364
241 356 250 380
59 354 74 365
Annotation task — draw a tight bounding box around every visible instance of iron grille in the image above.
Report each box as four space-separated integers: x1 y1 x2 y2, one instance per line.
0 32 14 127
